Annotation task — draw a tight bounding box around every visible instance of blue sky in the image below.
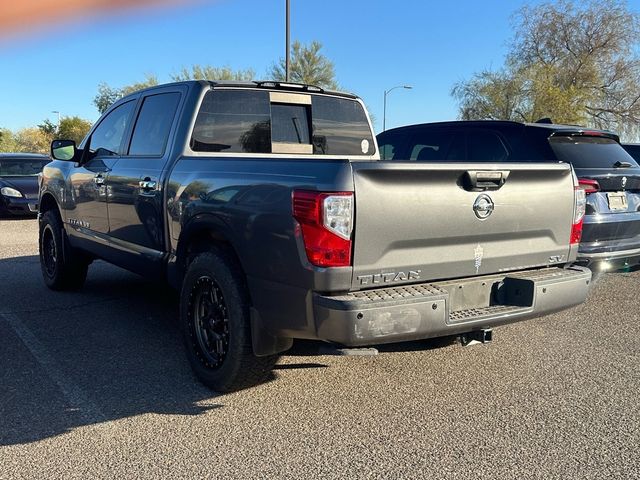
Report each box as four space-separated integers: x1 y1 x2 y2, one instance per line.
1 0 638 133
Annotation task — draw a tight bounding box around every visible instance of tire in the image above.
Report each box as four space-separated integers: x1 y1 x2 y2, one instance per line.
39 210 89 291
180 250 278 392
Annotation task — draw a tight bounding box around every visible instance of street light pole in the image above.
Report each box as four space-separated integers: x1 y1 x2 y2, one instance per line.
51 110 60 130
383 85 412 131
285 0 290 82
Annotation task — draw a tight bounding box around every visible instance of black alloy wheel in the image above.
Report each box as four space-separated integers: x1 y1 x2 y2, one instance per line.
190 276 230 369
41 224 58 279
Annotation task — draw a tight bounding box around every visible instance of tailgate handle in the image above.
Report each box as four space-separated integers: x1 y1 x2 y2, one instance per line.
463 171 508 191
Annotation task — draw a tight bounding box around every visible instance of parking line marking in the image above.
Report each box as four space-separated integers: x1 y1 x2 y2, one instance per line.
0 312 106 424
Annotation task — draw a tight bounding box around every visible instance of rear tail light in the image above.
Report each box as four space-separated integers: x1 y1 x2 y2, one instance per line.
571 186 586 244
292 190 354 267
578 178 600 194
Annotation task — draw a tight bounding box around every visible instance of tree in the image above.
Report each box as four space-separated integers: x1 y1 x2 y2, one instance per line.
0 128 17 152
58 116 93 144
270 40 338 89
93 74 159 114
38 119 57 137
93 66 258 116
452 0 640 137
94 83 124 115
171 65 255 82
38 116 92 145
13 128 52 154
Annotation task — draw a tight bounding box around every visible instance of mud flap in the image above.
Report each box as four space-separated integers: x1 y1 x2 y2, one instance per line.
250 307 293 357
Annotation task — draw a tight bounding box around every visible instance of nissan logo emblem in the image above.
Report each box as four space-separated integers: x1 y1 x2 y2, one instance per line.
473 194 494 220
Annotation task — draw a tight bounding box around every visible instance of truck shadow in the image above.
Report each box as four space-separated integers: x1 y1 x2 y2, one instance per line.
0 254 458 447
0 254 234 446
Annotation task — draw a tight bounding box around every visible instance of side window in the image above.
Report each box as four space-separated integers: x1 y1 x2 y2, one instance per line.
128 92 181 156
90 101 135 156
468 131 509 161
191 90 271 153
445 133 466 160
408 131 454 161
377 131 407 160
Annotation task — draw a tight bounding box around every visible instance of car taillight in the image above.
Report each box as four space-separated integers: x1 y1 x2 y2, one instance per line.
292 190 353 267
578 178 600 194
571 186 586 244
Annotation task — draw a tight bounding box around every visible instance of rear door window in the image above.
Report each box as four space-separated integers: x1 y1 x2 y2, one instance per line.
549 136 639 168
128 92 181 156
468 130 509 161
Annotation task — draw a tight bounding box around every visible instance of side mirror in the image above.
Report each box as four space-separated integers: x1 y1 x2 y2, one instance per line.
51 139 77 161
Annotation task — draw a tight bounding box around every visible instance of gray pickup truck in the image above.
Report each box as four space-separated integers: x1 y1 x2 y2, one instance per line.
39 80 591 391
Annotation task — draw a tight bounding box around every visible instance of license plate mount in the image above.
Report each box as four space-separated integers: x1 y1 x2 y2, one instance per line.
607 192 628 211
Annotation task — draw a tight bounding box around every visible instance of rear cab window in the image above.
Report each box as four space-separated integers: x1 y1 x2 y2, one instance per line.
190 88 375 156
549 135 639 168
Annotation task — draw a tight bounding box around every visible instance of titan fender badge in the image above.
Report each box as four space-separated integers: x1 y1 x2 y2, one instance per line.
473 194 494 220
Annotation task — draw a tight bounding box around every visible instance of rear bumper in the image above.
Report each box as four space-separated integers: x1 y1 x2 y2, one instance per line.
577 246 640 270
579 212 640 268
0 196 38 216
313 267 591 347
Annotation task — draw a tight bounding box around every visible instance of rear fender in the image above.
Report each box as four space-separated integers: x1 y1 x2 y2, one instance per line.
174 213 292 357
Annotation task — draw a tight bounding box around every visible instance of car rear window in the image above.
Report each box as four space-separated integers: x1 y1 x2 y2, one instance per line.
191 90 375 156
549 136 639 168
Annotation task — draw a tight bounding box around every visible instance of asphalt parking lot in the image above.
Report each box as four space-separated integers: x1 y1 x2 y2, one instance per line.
0 217 638 479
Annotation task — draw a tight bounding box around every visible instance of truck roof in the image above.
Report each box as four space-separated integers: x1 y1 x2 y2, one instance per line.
121 80 358 100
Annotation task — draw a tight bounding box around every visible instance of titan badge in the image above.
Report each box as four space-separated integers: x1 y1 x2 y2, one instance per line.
357 270 421 286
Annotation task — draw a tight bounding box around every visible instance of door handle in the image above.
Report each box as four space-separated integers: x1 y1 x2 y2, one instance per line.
462 170 509 191
93 174 105 185
139 179 157 191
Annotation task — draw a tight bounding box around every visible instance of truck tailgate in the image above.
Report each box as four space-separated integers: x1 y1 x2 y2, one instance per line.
351 162 575 289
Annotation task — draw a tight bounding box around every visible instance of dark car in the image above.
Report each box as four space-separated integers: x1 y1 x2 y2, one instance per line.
378 121 640 271
0 153 50 216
